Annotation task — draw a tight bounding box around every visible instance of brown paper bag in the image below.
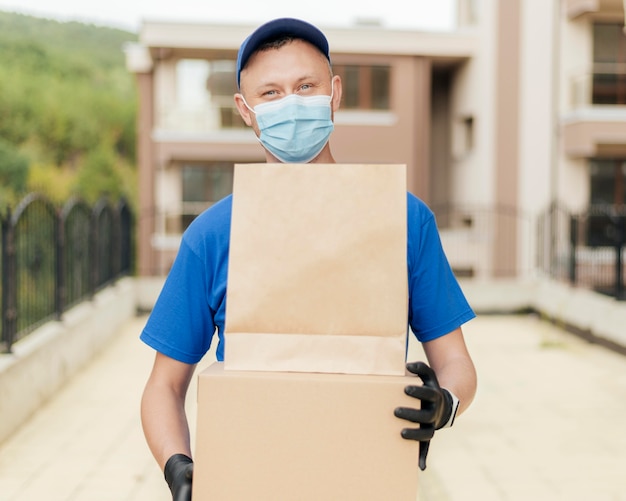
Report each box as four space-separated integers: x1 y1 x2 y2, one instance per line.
224 163 408 375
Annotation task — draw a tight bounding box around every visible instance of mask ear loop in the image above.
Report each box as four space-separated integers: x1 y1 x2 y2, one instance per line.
240 95 256 114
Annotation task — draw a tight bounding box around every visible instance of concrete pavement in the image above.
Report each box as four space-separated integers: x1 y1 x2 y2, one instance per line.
414 315 626 500
0 313 625 500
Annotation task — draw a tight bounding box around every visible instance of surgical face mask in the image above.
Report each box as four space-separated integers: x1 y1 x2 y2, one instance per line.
242 89 334 163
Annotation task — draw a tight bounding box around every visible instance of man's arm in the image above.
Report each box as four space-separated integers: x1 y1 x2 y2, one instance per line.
395 326 476 470
422 326 476 415
141 352 197 469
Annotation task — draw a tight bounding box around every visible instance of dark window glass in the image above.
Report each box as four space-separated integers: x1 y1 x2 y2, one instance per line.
371 66 390 109
590 159 626 206
333 64 391 110
588 158 626 246
182 163 234 229
592 24 626 105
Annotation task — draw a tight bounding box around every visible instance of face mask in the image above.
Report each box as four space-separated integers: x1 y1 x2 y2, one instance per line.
243 90 334 163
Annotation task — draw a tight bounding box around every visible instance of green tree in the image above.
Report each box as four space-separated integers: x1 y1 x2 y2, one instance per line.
74 145 124 203
0 10 138 203
0 138 29 203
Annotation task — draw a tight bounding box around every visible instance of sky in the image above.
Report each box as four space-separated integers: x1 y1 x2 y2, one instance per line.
0 0 456 33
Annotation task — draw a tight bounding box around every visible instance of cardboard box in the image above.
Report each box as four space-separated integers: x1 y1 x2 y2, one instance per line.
192 363 420 501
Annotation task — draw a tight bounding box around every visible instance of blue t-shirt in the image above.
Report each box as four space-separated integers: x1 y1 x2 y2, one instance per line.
140 193 475 364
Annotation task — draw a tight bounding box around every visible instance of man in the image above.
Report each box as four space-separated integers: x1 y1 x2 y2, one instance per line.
140 18 477 500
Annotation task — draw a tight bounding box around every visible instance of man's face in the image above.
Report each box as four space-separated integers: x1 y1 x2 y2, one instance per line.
235 39 341 136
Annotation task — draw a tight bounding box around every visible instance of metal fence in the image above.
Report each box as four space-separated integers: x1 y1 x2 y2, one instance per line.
2 193 623 351
433 204 533 280
1 194 134 353
535 203 625 300
434 202 626 300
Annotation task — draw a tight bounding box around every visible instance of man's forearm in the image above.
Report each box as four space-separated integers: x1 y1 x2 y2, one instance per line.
141 379 193 470
422 327 477 416
431 355 476 415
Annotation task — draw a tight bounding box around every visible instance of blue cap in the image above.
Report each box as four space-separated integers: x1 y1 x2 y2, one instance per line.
236 18 330 89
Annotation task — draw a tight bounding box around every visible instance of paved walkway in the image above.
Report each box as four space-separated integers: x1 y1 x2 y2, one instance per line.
0 314 625 500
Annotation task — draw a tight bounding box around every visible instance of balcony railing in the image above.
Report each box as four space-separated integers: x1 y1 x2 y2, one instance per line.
571 64 626 108
156 100 247 135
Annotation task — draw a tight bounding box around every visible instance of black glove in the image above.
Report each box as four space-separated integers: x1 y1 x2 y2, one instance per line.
394 361 454 471
164 453 193 501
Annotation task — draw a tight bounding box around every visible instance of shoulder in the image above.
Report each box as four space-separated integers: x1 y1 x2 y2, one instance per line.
406 192 442 260
407 192 435 227
182 195 232 254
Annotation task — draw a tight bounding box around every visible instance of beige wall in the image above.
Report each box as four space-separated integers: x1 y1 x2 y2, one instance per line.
559 9 593 113
519 0 557 216
518 0 559 273
448 0 497 208
563 120 626 157
331 55 431 200
136 72 156 276
560 157 590 212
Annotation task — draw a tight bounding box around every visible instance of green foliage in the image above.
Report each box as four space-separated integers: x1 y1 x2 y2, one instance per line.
0 10 137 203
0 138 29 205
0 10 133 75
27 162 75 204
74 145 123 203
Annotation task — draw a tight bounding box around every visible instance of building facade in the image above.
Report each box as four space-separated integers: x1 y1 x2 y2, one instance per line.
126 0 626 279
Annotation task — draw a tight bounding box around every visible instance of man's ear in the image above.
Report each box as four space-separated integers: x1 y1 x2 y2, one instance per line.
330 75 342 113
234 93 253 126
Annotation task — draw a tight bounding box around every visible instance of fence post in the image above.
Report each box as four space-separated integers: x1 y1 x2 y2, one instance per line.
1 209 17 353
88 203 99 296
569 215 578 285
119 199 134 276
615 215 625 301
112 202 121 280
55 208 65 318
1 210 7 352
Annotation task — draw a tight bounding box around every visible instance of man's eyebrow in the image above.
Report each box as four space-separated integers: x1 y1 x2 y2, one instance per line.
250 82 278 95
294 74 321 84
257 74 321 88
254 74 320 91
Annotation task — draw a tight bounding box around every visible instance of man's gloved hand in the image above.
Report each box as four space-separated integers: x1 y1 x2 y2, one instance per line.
394 361 456 471
164 453 193 501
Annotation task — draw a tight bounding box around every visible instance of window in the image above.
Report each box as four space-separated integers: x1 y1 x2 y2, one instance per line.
592 24 626 105
590 159 626 206
205 60 246 128
181 163 234 229
332 64 390 110
171 59 246 131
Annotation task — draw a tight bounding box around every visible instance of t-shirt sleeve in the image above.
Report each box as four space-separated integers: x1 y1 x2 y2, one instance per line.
140 238 216 364
407 196 475 342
